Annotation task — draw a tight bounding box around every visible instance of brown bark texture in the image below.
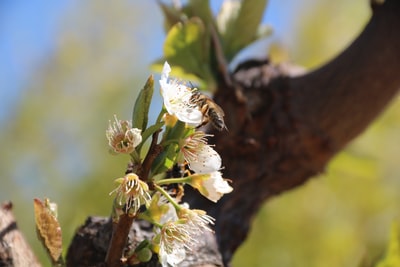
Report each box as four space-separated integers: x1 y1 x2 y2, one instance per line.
2 1 400 266
206 0 400 264
0 202 41 267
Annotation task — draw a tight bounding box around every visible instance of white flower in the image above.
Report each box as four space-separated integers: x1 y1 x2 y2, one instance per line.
179 131 221 174
159 62 203 126
158 220 196 267
159 244 185 267
159 202 179 225
106 115 142 154
157 207 215 266
178 208 215 233
109 173 151 214
189 171 233 202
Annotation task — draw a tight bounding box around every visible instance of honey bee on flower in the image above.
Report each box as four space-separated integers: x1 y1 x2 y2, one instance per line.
159 62 203 126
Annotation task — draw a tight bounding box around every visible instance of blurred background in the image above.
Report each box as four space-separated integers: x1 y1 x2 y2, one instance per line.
1 1 399 266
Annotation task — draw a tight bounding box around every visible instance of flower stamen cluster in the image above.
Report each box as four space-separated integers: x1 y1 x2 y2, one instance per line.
179 131 221 174
158 220 197 266
106 115 142 154
178 208 215 232
110 173 151 214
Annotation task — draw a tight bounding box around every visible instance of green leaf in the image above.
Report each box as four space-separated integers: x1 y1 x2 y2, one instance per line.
132 75 154 131
217 0 268 61
157 1 186 32
182 0 214 30
151 144 178 176
163 18 214 86
157 0 214 35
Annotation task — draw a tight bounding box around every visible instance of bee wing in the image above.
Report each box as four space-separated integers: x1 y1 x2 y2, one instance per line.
212 101 225 117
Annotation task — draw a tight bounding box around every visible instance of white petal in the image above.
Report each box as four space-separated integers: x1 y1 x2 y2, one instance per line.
127 128 142 147
175 108 203 126
188 145 221 174
161 61 171 82
159 62 203 126
160 245 185 267
159 203 178 224
202 171 233 202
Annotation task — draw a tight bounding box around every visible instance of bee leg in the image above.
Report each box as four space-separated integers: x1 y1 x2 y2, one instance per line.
196 116 210 129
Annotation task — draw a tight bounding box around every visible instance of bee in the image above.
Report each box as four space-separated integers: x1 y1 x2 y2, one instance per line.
190 91 227 131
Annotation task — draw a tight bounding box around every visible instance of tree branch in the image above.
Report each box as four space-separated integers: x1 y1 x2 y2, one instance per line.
185 0 400 265
0 202 41 267
293 0 400 149
62 1 400 266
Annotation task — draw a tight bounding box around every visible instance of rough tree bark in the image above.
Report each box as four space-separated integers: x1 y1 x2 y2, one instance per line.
0 202 41 267
207 0 400 264
1 1 399 266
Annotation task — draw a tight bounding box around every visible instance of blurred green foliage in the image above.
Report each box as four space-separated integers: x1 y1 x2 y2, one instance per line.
375 223 400 267
1 1 400 267
234 101 400 267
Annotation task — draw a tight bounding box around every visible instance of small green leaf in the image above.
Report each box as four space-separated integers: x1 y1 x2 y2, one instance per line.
132 75 154 131
218 0 268 60
151 120 186 175
151 144 178 176
135 239 151 252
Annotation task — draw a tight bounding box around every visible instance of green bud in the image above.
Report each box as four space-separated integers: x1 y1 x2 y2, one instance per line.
137 247 153 262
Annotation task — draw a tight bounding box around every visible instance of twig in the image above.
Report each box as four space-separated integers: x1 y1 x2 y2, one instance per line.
105 130 162 267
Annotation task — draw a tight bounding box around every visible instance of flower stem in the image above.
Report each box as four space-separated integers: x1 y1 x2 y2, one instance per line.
155 177 190 186
162 139 181 147
141 129 162 182
153 183 182 211
130 150 141 164
105 214 135 267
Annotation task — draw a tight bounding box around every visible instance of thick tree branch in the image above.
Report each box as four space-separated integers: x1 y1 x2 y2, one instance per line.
293 0 400 149
62 1 400 266
189 0 400 264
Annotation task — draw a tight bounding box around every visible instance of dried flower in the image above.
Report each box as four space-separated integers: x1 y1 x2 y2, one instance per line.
159 62 203 126
106 115 142 154
189 171 233 202
110 173 151 214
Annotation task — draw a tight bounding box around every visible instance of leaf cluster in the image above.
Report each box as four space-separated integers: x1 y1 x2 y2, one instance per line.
154 0 270 92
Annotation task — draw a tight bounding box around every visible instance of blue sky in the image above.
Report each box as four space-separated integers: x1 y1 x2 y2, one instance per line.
0 1 78 123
